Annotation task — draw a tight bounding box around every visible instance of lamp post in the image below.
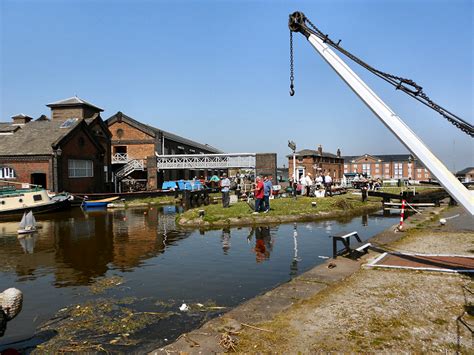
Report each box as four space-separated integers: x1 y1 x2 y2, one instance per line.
288 140 296 182
53 147 62 192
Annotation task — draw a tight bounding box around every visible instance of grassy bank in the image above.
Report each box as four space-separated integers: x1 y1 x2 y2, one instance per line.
177 195 382 227
122 195 179 207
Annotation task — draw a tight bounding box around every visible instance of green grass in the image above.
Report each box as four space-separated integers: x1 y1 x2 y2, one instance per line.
125 195 178 206
379 186 441 195
180 195 380 223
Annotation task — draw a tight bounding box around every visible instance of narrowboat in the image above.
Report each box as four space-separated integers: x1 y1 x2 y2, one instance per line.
0 181 71 219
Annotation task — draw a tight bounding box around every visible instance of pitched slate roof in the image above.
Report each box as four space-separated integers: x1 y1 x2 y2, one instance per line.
342 154 414 162
106 112 222 154
456 167 474 175
0 123 21 133
46 96 104 112
286 149 339 159
0 119 81 156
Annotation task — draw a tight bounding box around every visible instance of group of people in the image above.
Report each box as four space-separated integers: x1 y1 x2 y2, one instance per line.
252 176 273 213
220 174 273 213
291 171 334 197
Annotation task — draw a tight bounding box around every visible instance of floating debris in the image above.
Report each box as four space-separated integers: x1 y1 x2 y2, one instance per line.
89 276 124 294
179 303 189 311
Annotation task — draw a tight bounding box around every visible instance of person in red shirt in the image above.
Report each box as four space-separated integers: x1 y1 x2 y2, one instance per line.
253 176 264 213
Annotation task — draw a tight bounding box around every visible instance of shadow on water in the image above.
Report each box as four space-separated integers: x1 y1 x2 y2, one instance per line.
0 207 399 352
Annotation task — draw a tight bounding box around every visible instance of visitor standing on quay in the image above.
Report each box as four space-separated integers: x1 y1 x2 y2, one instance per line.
253 176 264 213
220 173 231 208
263 176 272 213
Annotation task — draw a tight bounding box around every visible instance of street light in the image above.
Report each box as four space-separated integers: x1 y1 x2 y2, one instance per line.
288 140 296 183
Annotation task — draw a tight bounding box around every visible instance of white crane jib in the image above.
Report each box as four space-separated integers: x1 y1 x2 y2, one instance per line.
288 12 473 216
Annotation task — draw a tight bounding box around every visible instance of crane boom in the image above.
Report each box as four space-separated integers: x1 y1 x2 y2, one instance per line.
289 12 473 215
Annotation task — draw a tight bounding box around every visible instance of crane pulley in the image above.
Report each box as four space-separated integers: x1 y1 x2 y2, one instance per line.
288 11 473 137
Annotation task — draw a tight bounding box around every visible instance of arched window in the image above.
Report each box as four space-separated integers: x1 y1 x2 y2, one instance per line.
0 167 16 179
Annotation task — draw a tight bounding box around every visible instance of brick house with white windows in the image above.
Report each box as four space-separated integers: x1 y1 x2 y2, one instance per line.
0 97 112 193
287 145 344 181
342 153 432 180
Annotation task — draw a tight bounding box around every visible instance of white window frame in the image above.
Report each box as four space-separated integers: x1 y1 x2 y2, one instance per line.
0 167 15 179
68 159 94 178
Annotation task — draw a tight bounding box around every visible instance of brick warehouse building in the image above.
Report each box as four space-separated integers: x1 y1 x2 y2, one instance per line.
288 145 344 181
0 97 112 193
342 153 432 181
106 112 221 190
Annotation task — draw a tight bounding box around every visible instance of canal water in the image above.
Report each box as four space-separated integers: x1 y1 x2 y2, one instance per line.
0 206 398 352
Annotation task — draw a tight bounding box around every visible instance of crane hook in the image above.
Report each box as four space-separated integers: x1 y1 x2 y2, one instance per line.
290 85 295 96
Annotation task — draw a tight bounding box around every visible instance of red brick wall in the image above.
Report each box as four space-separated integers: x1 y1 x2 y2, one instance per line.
343 158 432 180
0 159 51 188
110 121 153 141
288 156 343 181
58 126 105 193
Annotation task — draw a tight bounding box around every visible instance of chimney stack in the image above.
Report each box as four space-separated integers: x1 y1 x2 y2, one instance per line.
11 113 33 125
317 144 323 156
337 148 341 158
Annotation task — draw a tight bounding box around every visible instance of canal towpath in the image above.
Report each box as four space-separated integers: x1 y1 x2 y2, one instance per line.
152 204 473 353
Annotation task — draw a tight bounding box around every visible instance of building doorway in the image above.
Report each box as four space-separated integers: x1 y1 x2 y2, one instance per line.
31 173 47 189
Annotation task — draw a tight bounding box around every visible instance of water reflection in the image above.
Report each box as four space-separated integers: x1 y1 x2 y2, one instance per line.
362 214 368 226
0 207 400 347
290 223 301 276
17 234 38 254
0 206 191 287
221 227 231 255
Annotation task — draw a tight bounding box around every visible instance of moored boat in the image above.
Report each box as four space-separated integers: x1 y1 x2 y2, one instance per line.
0 181 72 219
81 196 120 208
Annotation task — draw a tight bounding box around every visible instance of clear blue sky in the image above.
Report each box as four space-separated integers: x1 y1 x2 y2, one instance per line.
1 0 472 170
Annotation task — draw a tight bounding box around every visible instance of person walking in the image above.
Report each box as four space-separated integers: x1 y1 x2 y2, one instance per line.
253 176 264 213
220 173 231 208
263 176 272 213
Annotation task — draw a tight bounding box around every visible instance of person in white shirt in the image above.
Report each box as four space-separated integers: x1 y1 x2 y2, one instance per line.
299 174 306 196
305 173 313 197
325 172 333 197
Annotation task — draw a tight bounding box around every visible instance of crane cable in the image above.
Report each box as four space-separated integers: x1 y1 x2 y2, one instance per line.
289 13 473 138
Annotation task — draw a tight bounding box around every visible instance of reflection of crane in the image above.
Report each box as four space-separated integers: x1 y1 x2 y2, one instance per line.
288 12 473 215
290 223 301 276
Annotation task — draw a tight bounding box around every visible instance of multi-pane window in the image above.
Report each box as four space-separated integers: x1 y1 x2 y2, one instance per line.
68 159 94 178
394 163 403 178
362 163 371 176
0 167 15 179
